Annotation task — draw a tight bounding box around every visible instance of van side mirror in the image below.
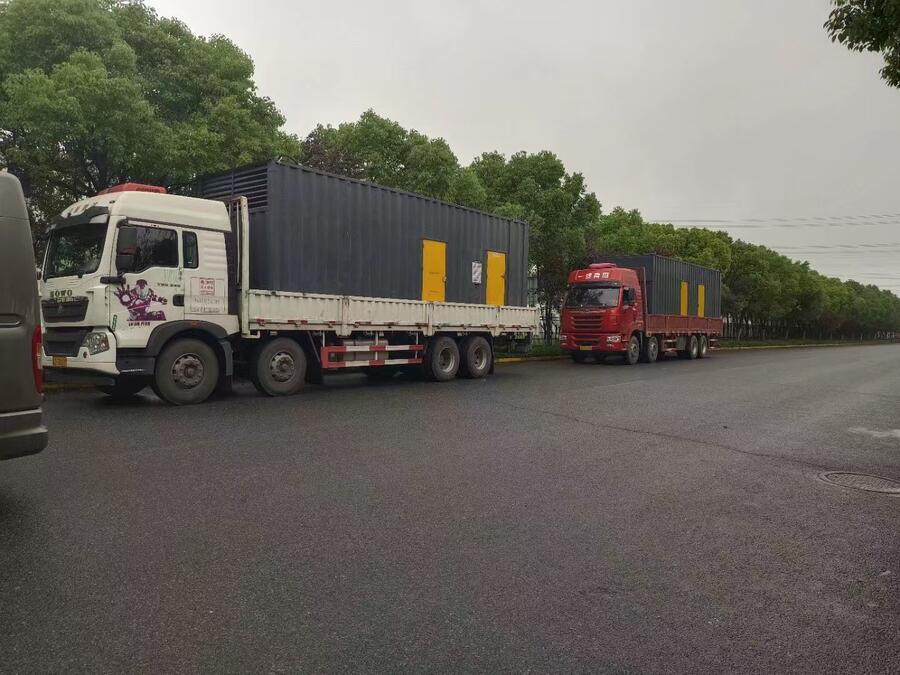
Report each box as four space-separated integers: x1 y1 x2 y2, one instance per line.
624 288 636 305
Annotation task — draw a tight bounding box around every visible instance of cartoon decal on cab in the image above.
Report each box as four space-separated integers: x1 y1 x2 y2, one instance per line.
114 279 168 324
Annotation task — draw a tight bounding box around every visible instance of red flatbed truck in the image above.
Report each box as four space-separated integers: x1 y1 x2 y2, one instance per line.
560 255 723 365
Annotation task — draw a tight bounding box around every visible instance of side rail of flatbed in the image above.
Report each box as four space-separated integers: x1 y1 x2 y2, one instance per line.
244 290 539 338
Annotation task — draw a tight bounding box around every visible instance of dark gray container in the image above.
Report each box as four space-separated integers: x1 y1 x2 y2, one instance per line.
199 161 529 306
589 254 722 318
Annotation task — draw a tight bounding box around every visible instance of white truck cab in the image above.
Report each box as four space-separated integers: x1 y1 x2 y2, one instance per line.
41 185 238 403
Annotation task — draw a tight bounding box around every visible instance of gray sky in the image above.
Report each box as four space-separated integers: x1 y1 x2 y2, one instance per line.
149 0 900 293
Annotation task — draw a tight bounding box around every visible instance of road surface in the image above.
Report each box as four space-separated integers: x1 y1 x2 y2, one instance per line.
1 345 898 672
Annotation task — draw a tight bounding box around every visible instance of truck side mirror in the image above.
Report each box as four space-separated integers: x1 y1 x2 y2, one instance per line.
115 225 137 273
624 288 636 305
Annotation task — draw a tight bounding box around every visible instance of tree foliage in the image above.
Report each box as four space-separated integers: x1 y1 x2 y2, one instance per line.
0 0 299 226
825 0 900 87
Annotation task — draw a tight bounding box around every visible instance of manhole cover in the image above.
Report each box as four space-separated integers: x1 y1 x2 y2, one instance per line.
819 472 900 495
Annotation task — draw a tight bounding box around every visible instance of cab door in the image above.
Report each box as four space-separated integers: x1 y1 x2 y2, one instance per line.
486 250 506 306
111 222 184 348
421 239 446 302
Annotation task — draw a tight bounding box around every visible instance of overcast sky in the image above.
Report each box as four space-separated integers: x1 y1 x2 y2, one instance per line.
149 0 900 293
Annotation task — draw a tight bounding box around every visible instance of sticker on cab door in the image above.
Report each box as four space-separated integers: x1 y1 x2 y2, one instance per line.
113 279 168 325
187 277 226 314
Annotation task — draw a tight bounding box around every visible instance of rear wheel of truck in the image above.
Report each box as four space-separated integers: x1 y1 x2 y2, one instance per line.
251 338 307 396
460 336 492 378
153 338 220 405
698 335 709 358
570 351 588 363
679 334 699 360
425 336 460 382
640 335 659 363
98 378 146 399
623 335 640 365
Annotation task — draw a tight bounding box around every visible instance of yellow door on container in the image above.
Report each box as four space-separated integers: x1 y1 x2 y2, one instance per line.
486 251 506 306
697 284 706 318
421 239 446 302
680 281 689 316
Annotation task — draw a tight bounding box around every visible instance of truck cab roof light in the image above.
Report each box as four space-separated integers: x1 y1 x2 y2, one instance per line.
96 183 167 195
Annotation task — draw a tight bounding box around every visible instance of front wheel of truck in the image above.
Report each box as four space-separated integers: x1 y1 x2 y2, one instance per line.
152 338 220 405
623 335 640 365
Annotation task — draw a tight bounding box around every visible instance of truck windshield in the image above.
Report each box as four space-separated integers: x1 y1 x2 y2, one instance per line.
45 221 108 279
565 285 620 308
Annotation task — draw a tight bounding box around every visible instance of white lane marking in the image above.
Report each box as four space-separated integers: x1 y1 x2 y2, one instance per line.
848 427 900 440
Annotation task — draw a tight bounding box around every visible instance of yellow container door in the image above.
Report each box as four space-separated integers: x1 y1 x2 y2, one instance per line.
421 239 446 302
680 281 689 316
697 284 706 318
486 251 506 306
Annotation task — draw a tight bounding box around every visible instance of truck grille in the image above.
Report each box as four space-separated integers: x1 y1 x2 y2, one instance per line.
570 313 604 333
42 297 89 323
43 328 90 357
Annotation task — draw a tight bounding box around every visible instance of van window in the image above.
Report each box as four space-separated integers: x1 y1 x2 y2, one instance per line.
183 232 198 269
118 225 177 272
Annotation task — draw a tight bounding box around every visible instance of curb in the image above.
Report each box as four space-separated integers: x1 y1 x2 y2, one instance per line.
496 341 893 364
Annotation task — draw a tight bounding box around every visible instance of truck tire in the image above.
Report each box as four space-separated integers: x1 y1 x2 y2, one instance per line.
698 335 709 358
623 335 640 365
98 378 146 399
425 336 460 382
460 336 492 378
153 338 219 405
640 335 659 363
681 334 699 360
570 351 588 363
251 337 307 396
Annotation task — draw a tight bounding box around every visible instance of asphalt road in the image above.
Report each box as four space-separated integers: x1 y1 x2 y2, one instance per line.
2 345 899 673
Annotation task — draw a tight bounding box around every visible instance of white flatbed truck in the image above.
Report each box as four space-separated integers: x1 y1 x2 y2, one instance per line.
40 184 537 404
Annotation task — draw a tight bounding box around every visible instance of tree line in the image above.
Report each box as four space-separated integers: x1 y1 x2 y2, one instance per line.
2 0 898 341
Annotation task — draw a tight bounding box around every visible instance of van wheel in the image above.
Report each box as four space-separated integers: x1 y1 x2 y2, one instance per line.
698 335 709 358
640 335 659 363
460 336 492 378
99 378 146 399
425 336 460 381
153 338 219 405
251 338 307 396
623 335 640 365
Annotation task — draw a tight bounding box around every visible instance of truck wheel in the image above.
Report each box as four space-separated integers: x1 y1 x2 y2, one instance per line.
153 338 219 405
698 335 709 358
425 336 460 381
570 351 588 363
682 334 699 360
640 335 659 363
251 337 307 396
623 335 640 365
460 336 492 378
98 378 146 399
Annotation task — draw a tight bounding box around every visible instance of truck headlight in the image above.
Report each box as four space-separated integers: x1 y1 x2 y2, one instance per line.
606 335 622 343
82 332 110 355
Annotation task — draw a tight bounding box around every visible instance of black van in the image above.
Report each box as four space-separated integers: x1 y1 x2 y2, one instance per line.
0 172 47 459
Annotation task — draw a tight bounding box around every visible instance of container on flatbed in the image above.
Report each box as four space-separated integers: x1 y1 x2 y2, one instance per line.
199 160 529 307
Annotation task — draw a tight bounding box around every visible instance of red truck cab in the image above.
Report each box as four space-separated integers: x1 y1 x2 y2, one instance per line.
560 258 723 365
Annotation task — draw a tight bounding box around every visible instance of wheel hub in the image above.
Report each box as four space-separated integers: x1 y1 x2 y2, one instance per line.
172 353 204 390
438 347 456 372
269 351 295 383
473 346 487 370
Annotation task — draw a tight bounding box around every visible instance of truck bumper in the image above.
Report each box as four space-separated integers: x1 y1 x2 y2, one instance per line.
560 334 627 353
42 329 120 384
0 407 48 461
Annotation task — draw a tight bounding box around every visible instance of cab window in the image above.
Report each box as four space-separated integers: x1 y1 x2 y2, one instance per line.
117 225 177 273
183 232 198 269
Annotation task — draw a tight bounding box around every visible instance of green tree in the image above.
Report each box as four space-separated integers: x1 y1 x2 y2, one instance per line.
825 0 900 88
0 0 299 230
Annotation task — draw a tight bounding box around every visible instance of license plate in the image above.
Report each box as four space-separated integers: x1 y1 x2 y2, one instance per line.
52 356 67 368
579 345 592 351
